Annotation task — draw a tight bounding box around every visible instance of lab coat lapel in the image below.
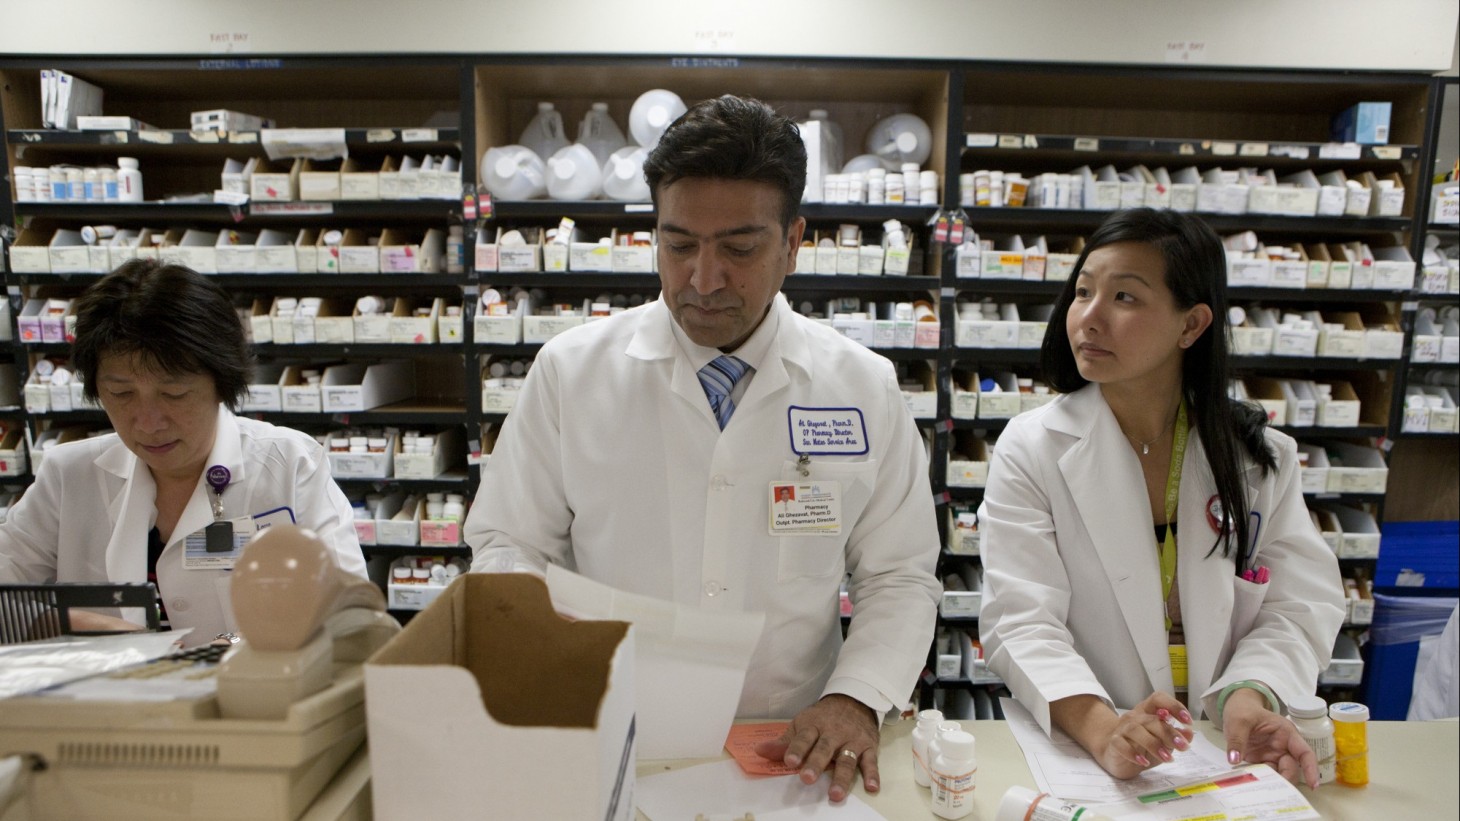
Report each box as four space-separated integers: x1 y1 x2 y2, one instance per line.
626 299 717 425
165 406 247 550
99 440 153 583
736 297 807 411
1049 386 1169 692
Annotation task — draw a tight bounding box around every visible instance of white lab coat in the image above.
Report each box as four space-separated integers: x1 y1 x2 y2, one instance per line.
979 384 1345 733
466 295 941 719
0 406 366 646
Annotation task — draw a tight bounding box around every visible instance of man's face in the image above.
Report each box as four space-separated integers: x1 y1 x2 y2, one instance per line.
657 177 805 351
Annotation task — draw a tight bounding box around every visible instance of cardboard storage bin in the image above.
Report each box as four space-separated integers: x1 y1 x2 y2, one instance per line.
366 573 635 821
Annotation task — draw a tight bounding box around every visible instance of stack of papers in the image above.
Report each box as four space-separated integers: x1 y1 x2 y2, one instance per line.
1002 698 1320 820
40 69 103 129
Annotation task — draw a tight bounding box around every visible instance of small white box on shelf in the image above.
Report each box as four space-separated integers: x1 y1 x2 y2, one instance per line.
946 509 980 556
978 372 1023 419
250 158 301 202
339 157 381 201
607 230 654 273
1317 380 1362 428
214 229 258 273
47 229 90 274
1368 245 1416 290
308 299 356 345
438 305 464 343
1295 443 1330 494
1325 442 1388 494
900 362 936 420
569 237 613 272
376 498 423 547
474 300 525 345
523 308 586 345
1331 506 1382 559
295 229 321 274
328 434 396 480
353 297 396 343
242 363 287 413
389 298 442 344
320 360 415 413
379 228 445 274
338 229 381 274
1321 632 1364 685
395 427 462 480
947 436 990 488
1317 311 1365 358
9 229 52 273
253 229 296 273
298 158 341 201
280 366 323 414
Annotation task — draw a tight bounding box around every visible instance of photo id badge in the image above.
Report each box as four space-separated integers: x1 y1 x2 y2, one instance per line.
183 516 256 570
769 481 843 536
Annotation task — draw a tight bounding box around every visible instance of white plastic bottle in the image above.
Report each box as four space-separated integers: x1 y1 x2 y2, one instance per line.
628 88 687 149
577 102 627 166
116 157 144 203
930 730 976 819
808 109 844 172
994 787 1117 821
445 225 465 274
545 143 603 201
601 146 651 201
518 102 569 165
910 708 943 788
1288 694 1336 785
480 145 547 200
865 112 933 166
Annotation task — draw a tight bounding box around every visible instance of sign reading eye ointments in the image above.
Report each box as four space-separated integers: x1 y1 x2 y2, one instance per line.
787 406 869 455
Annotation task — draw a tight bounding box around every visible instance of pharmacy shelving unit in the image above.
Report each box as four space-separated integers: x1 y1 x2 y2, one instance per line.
1 54 1455 704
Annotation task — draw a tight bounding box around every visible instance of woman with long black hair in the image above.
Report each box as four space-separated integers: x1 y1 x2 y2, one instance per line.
979 208 1344 789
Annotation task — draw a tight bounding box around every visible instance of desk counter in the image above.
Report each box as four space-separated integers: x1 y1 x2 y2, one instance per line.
636 719 1460 820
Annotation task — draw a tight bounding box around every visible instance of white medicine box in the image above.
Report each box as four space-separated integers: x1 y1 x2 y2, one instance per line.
320 360 415 413
328 433 396 480
250 157 302 202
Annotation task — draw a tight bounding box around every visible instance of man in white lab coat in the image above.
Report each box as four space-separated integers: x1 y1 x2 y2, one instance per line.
466 95 940 801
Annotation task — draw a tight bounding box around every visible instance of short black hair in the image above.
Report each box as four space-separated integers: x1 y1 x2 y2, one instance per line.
72 259 251 410
642 94 807 229
1040 208 1275 565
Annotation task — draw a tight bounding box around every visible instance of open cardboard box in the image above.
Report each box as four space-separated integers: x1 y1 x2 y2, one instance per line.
366 573 635 821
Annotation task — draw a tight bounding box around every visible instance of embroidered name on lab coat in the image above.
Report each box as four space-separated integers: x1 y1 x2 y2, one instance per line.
788 406 869 455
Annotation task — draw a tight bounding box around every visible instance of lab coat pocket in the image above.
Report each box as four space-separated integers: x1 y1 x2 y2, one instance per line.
776 459 876 582
1216 575 1269 676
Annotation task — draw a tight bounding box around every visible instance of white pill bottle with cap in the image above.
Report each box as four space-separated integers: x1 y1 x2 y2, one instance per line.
994 786 1116 821
116 157 143 203
1287 693 1336 785
910 708 943 788
929 730 977 819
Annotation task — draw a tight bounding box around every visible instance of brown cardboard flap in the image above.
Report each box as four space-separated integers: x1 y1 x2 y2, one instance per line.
371 573 629 729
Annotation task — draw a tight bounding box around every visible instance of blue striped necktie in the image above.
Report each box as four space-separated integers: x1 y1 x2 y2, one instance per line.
697 355 750 430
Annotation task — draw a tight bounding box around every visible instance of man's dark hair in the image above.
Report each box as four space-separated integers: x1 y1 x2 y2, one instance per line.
643 94 807 229
72 258 252 409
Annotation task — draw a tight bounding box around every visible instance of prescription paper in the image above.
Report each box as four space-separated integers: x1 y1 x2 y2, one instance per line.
548 566 765 760
636 759 885 821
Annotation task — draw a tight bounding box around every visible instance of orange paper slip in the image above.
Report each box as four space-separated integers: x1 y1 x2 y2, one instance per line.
724 722 800 776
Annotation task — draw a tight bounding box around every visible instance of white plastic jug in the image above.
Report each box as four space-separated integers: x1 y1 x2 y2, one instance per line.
601 146 651 201
519 102 569 164
629 89 687 149
546 143 604 200
577 102 628 166
842 153 895 175
865 112 933 166
808 109 844 173
480 145 547 200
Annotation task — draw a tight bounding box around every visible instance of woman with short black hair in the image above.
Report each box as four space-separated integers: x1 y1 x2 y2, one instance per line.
0 259 365 644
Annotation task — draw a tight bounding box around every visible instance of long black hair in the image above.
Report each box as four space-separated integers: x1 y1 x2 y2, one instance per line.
1041 208 1276 564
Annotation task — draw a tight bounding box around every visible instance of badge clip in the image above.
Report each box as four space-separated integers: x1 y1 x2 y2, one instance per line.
796 453 811 477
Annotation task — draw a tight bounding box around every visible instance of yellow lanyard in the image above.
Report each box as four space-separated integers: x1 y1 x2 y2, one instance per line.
1160 400 1190 633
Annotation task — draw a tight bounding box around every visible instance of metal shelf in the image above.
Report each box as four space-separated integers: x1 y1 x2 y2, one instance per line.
1394 431 1460 440
950 280 1065 297
1227 287 1413 304
7 127 460 152
1305 492 1386 505
949 349 1040 364
1230 356 1399 372
335 473 473 493
364 545 471 559
961 132 1420 163
485 200 940 223
240 401 468 426
6 271 473 289
14 200 455 223
1271 425 1387 439
784 275 941 293
949 418 1011 432
251 343 462 359
962 208 1411 235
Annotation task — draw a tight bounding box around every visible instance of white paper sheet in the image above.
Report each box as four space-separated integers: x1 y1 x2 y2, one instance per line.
0 631 188 699
1094 764 1320 821
1001 697 1232 804
636 759 885 821
547 566 766 760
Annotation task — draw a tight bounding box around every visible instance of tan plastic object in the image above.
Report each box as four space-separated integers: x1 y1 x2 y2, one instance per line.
230 524 386 652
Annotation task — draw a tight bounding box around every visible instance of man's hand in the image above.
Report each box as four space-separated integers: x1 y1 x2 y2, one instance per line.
753 694 881 802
